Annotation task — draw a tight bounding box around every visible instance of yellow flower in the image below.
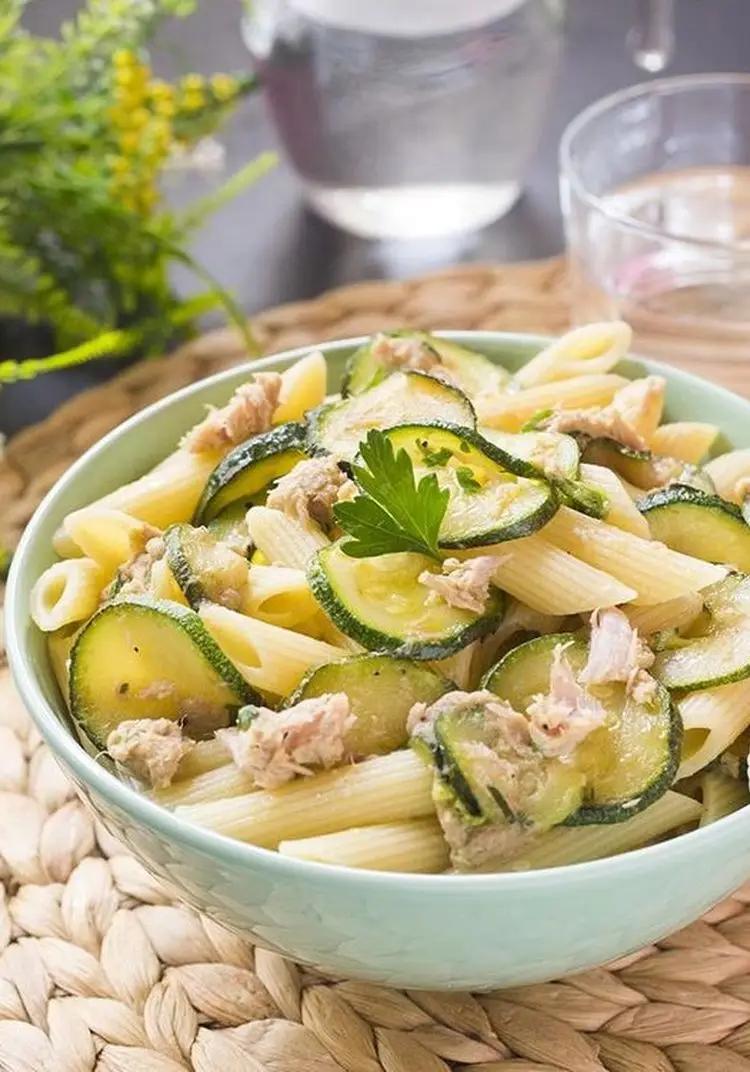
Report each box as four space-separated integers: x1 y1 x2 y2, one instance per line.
119 130 141 154
180 89 206 113
210 73 238 102
180 73 206 93
107 155 130 176
113 48 135 68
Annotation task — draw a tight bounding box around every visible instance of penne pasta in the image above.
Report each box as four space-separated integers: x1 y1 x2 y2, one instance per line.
650 421 720 464
475 374 629 431
244 564 319 629
279 818 449 873
148 557 189 605
678 677 750 779
93 447 221 528
199 602 345 696
172 738 231 781
177 749 434 846
464 536 636 614
46 626 79 704
512 322 632 388
154 761 256 808
704 448 750 503
31 558 104 632
625 592 704 636
496 792 702 871
609 375 665 439
432 642 479 690
245 505 329 570
63 506 157 576
543 506 726 605
273 350 328 424
579 463 651 537
699 769 750 827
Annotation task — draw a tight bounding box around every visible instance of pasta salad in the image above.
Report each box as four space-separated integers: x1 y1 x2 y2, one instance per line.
30 324 750 873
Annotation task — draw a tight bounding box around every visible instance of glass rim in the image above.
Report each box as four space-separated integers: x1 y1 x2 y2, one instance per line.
559 71 750 254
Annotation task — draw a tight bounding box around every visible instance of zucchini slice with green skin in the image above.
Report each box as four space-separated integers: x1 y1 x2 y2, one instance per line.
481 428 606 519
308 541 504 659
432 697 585 828
640 485 750 571
287 654 453 755
194 422 308 524
582 438 714 493
206 502 254 558
308 371 476 463
164 523 249 610
342 331 509 398
482 633 681 824
374 423 558 548
653 574 750 691
69 596 257 749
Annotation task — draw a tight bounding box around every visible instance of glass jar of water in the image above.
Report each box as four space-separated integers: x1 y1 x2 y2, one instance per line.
243 0 565 239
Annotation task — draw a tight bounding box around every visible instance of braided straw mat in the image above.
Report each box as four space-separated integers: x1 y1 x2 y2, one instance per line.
2 257 750 1072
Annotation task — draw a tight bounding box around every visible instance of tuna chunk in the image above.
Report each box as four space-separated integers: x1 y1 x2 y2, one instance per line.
184 372 282 454
526 644 606 759
266 456 355 528
107 718 193 789
581 606 658 704
110 535 165 599
371 334 442 375
543 375 666 454
418 556 505 614
216 693 355 789
439 803 530 872
408 689 530 754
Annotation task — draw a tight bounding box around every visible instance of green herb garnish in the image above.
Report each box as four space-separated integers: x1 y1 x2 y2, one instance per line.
334 430 449 559
455 466 482 493
416 440 453 468
521 409 554 432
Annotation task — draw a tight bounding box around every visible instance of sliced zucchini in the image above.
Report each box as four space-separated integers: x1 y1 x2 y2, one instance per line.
374 424 558 548
207 502 254 558
653 574 750 691
309 371 476 463
164 523 249 610
343 331 509 398
640 485 750 570
194 422 308 524
287 654 452 756
483 633 681 823
308 541 504 659
582 437 714 493
69 596 256 748
433 696 585 829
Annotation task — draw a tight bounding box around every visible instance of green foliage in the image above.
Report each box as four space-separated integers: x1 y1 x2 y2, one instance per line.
0 0 271 380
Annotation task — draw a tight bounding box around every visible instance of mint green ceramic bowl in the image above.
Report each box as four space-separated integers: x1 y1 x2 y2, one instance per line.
8 332 750 990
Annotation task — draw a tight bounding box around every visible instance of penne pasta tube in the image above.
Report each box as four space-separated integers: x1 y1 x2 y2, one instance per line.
476 374 629 431
512 322 632 388
579 463 650 538
704 448 750 503
154 761 256 808
92 447 221 528
176 749 434 847
46 626 79 704
496 792 702 871
432 642 479 690
244 564 319 629
199 602 345 696
678 677 750 779
148 557 189 605
699 769 750 828
625 592 704 636
610 375 665 439
52 528 83 559
63 506 157 576
172 738 231 781
246 506 329 570
650 421 720 465
273 350 328 424
463 536 636 614
279 818 449 873
31 558 104 632
543 506 726 605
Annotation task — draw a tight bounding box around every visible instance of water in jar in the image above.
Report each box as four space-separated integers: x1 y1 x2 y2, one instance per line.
243 0 564 239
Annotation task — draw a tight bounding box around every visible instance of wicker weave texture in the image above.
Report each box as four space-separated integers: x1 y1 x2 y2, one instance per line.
3 257 750 1071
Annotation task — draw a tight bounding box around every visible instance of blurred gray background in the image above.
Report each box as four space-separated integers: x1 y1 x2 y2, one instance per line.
6 0 749 432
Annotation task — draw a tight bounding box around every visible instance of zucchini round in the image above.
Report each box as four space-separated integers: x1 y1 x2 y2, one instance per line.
194 422 308 524
640 484 750 571
308 371 476 463
288 654 452 756
374 423 558 548
207 502 254 558
308 541 504 659
164 523 249 610
482 633 681 824
582 438 682 490
70 596 256 748
342 331 509 398
653 574 750 691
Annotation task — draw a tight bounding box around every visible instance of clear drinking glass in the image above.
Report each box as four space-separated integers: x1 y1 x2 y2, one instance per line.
243 0 565 239
560 74 750 373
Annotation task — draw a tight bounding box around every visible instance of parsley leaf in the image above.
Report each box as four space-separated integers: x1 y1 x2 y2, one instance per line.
416 440 453 468
455 466 482 493
333 429 449 559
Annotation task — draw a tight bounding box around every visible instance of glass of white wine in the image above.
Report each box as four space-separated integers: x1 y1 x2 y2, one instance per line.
560 74 750 382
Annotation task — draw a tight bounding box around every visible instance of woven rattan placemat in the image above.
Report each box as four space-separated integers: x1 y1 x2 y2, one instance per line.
2 257 750 1072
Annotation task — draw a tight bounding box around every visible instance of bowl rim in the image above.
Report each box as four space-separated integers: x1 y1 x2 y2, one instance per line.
8 329 750 891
